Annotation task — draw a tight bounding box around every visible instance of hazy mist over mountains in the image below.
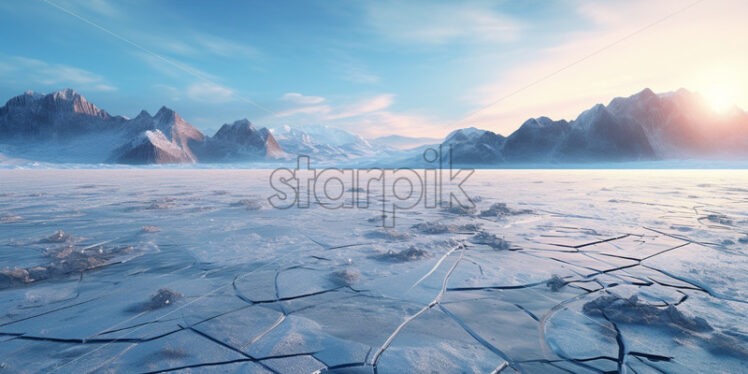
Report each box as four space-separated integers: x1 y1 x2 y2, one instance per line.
0 88 746 167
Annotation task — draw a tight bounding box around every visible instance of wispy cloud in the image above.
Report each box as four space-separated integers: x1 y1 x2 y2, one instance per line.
326 94 394 120
186 82 235 103
362 0 523 45
281 92 325 105
275 105 332 118
0 55 116 92
344 110 448 138
152 81 237 105
141 32 261 60
192 33 259 59
275 94 394 121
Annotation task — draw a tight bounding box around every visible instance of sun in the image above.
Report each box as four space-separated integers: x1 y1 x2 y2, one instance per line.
703 85 736 113
696 68 740 113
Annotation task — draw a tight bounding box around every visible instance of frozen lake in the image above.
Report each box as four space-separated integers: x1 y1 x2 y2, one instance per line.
0 169 746 373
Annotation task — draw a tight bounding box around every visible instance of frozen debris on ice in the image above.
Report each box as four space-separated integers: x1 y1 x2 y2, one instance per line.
141 225 161 233
459 223 483 232
43 230 71 243
469 231 511 250
1 241 140 289
703 330 748 359
147 288 183 310
442 204 476 216
27 266 49 282
703 214 733 225
0 268 31 289
0 214 21 223
670 225 693 232
721 239 735 246
412 221 451 234
583 294 712 332
231 199 262 210
330 269 360 286
584 293 748 359
412 221 482 234
146 197 176 210
44 244 136 274
367 214 388 225
365 229 411 241
374 246 431 262
546 274 566 291
147 202 171 210
479 202 533 218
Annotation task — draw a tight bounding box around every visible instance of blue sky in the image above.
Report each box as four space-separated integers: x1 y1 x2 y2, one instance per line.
0 0 745 138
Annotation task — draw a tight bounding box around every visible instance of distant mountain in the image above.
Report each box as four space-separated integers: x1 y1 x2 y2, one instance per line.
0 89 281 164
0 89 126 139
440 88 748 164
270 124 382 161
109 107 206 164
441 127 505 164
501 117 569 162
111 129 195 164
370 134 440 149
195 119 283 162
0 89 129 162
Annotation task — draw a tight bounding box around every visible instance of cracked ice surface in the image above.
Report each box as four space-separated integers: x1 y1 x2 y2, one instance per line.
0 169 747 373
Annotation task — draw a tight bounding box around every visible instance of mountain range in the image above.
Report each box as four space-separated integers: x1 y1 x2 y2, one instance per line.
440 88 748 165
0 89 286 164
0 88 746 166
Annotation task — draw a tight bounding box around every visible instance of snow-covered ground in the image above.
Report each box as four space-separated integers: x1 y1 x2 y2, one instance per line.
0 169 746 373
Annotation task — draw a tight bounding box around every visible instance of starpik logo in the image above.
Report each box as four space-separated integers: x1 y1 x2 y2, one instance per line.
267 145 475 227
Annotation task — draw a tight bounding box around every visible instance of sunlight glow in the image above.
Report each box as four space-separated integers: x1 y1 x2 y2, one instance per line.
703 82 738 113
695 68 740 113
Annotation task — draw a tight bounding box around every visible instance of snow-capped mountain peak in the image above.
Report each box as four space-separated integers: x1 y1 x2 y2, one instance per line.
444 126 487 143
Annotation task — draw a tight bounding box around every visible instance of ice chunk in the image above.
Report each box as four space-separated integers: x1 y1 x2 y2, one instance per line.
546 274 566 291
469 232 510 250
0 268 30 288
364 229 411 241
583 293 713 332
231 199 262 210
411 221 481 234
141 225 161 233
479 203 532 218
442 204 476 215
703 214 732 225
330 269 360 286
0 214 21 223
372 246 431 262
43 230 71 243
147 288 183 310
